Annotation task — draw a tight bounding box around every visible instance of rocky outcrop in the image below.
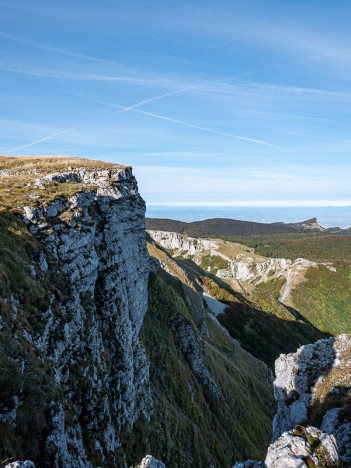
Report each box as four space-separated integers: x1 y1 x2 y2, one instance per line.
265 426 339 467
4 462 36 468
138 455 165 467
273 334 351 464
234 425 340 468
0 164 152 466
233 461 265 467
147 230 218 254
235 334 351 467
170 308 221 400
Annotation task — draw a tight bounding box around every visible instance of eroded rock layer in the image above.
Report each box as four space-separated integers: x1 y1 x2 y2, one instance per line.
0 163 151 467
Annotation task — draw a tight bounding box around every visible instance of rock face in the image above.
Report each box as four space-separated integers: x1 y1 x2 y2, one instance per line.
0 165 152 466
147 230 218 254
273 334 351 465
138 455 165 468
265 426 339 467
235 334 351 467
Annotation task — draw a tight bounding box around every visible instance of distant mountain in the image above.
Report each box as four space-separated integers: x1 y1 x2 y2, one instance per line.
146 216 328 237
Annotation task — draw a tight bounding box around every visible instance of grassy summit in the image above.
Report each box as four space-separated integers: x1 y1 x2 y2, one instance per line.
0 156 127 211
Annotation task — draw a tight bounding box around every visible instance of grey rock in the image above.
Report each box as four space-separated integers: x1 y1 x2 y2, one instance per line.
139 455 166 468
38 251 48 273
274 336 339 439
4 462 36 468
265 426 339 467
273 334 351 465
322 408 351 465
171 311 221 400
14 166 152 466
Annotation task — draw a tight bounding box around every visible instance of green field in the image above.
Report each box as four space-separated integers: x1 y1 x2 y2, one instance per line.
222 232 351 262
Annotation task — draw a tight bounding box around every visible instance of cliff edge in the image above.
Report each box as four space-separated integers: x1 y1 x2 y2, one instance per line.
0 157 151 466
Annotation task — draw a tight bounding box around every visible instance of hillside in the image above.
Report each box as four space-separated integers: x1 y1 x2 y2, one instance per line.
146 216 328 238
1 157 349 467
0 156 275 467
147 231 327 367
147 228 351 360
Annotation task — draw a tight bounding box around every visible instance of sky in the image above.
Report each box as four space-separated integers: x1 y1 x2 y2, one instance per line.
1 0 351 207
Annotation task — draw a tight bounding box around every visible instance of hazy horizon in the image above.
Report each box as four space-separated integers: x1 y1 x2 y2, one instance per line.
146 205 351 229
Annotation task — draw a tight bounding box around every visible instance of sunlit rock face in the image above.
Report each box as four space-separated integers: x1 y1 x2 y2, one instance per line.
273 334 351 465
234 334 351 467
147 230 219 254
1 166 152 467
265 426 339 468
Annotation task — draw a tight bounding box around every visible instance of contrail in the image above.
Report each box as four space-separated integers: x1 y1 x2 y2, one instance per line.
229 107 351 125
4 127 78 154
82 96 289 151
0 32 115 66
98 45 351 115
106 67 292 116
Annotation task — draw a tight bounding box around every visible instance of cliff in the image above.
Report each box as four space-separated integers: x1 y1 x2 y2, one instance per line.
2 157 349 468
273 334 351 465
0 157 151 466
0 157 278 467
235 334 351 467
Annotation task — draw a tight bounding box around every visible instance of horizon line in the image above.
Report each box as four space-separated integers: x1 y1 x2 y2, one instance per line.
146 202 351 208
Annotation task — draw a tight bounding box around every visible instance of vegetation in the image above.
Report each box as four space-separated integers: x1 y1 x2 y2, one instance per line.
200 253 228 273
0 211 58 464
218 291 327 368
123 273 274 467
231 233 351 262
147 233 332 368
199 275 236 303
146 216 330 238
289 263 351 335
0 156 126 212
0 156 125 172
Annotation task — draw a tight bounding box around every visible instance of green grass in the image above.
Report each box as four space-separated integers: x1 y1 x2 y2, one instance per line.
0 155 127 211
200 254 229 274
218 297 327 369
222 232 351 262
289 262 351 334
123 273 274 467
0 213 58 464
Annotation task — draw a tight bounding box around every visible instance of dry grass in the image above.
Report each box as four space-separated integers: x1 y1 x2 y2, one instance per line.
0 155 127 172
0 156 128 211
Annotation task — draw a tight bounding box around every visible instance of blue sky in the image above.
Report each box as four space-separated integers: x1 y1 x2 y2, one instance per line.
1 0 351 206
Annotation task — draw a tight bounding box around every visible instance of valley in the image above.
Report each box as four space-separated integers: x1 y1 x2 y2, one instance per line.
0 157 350 467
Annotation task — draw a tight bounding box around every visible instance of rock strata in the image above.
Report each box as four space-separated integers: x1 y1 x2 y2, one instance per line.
1 164 152 466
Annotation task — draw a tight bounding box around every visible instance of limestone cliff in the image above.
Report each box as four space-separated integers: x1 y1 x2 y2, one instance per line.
235 334 351 467
273 334 351 465
0 157 276 468
0 158 151 466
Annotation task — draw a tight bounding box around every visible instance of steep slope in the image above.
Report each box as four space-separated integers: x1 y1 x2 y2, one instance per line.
0 157 151 466
147 230 327 367
235 334 351 467
0 156 277 468
148 227 351 338
132 255 275 466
